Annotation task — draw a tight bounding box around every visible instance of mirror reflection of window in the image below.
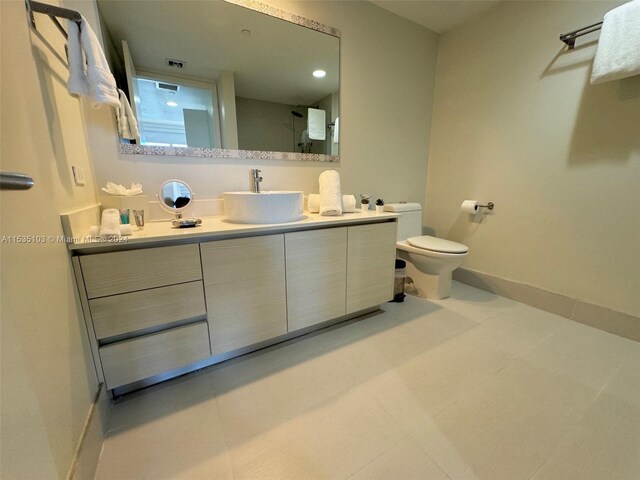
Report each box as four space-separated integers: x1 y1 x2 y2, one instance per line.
136 77 221 148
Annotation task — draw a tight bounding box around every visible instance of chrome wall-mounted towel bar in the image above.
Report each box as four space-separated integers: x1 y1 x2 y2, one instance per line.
25 0 82 40
560 21 603 49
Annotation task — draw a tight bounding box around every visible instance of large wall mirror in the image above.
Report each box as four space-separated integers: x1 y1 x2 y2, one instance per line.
98 0 340 162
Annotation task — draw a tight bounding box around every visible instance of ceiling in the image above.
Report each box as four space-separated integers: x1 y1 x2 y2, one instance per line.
370 0 501 33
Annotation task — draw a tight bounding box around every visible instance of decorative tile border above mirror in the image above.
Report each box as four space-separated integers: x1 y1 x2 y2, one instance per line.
120 144 340 163
227 0 341 37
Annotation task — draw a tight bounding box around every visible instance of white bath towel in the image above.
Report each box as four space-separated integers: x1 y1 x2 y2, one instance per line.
319 170 342 216
342 194 356 213
591 0 640 84
67 16 120 109
117 89 140 140
307 194 320 213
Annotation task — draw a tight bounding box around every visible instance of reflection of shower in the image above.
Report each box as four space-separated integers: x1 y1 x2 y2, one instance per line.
290 110 309 152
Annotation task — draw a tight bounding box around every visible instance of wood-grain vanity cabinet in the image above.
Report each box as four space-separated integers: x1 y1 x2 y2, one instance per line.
76 244 211 390
346 222 397 314
285 227 348 331
200 235 288 356
73 220 397 391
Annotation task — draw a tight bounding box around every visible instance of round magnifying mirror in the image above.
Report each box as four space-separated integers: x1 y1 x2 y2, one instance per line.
157 179 202 227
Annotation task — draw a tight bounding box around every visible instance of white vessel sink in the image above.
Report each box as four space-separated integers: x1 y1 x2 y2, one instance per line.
223 191 304 224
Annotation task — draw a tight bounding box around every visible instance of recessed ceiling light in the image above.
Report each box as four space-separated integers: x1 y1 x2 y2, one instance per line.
166 101 178 107
312 69 326 78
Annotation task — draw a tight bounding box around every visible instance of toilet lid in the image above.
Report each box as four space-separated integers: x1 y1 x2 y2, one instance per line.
407 236 468 254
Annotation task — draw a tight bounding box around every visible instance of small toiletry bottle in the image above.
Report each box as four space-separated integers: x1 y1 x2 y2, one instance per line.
120 208 130 224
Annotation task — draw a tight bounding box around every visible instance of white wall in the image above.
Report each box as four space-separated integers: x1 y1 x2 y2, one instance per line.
88 0 439 205
426 1 640 317
0 0 101 477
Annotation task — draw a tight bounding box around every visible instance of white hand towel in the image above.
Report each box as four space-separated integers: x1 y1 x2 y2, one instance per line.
307 194 320 213
99 208 121 237
308 108 326 140
117 89 140 140
119 224 133 236
67 20 89 97
319 170 342 216
342 194 356 213
591 0 640 84
67 17 120 109
333 117 340 144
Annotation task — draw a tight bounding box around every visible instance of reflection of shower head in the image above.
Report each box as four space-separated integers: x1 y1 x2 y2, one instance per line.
291 111 303 118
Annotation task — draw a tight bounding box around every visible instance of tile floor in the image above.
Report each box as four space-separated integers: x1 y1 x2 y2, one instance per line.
94 282 640 480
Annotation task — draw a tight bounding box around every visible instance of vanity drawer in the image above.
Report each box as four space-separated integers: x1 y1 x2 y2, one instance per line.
80 244 202 298
99 321 211 389
89 281 206 340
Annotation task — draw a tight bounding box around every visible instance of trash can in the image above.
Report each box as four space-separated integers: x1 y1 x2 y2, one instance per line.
392 259 406 302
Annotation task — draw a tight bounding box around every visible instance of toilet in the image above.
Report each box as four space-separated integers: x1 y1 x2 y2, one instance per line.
384 203 468 300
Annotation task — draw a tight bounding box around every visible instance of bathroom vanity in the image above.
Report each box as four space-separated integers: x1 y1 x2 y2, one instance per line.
70 212 398 394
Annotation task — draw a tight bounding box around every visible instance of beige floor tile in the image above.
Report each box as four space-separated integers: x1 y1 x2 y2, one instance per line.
212 337 357 446
532 367 640 480
348 436 449 480
108 369 216 433
516 319 636 391
361 334 513 432
227 388 405 480
315 313 436 385
411 362 601 480
93 282 640 480
95 396 232 480
455 304 566 357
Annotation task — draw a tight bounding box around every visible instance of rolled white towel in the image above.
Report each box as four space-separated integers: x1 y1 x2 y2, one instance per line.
342 195 356 213
119 224 133 236
99 208 121 237
307 194 320 213
319 170 342 216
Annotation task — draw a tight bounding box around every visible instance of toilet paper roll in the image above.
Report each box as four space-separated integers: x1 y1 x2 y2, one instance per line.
461 200 479 214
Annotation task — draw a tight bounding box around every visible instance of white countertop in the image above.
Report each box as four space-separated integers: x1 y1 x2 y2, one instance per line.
68 210 399 252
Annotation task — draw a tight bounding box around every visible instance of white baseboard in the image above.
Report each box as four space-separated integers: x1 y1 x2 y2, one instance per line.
67 384 110 480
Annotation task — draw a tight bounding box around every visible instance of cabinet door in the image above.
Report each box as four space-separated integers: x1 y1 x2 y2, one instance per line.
346 222 397 314
201 235 287 356
285 227 347 331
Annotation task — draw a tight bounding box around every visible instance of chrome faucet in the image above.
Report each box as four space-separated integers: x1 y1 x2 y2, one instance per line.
251 169 263 193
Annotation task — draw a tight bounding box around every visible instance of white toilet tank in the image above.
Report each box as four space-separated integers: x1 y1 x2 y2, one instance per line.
383 203 422 241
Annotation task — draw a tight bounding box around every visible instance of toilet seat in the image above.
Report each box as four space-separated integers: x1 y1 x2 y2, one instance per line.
407 235 468 254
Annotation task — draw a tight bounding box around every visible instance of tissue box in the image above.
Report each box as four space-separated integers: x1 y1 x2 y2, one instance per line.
99 195 149 224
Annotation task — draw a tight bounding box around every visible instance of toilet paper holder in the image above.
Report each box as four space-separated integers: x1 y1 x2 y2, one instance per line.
480 202 495 210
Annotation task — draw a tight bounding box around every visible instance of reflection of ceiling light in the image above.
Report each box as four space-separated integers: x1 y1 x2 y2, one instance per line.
166 101 178 107
312 70 326 78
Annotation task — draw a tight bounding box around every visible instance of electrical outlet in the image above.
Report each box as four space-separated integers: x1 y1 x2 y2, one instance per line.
72 166 86 186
